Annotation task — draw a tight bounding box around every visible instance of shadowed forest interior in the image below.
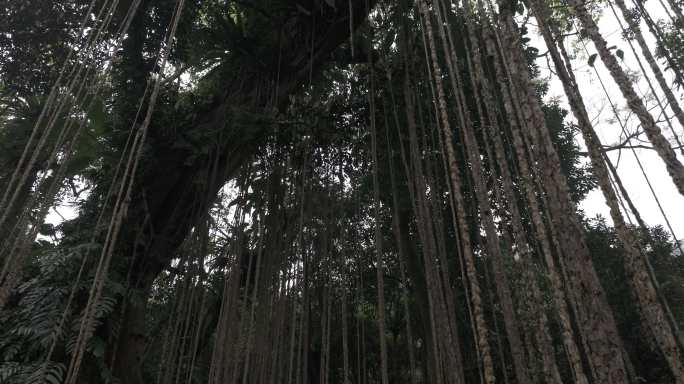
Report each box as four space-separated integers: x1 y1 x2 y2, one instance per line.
2 0 684 383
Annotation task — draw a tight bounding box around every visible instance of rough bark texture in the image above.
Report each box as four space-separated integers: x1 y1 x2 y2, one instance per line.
430 2 531 381
420 2 496 383
566 0 684 195
473 29 563 384
631 0 684 87
482 23 588 384
532 4 684 381
397 74 464 384
497 9 630 383
612 0 684 149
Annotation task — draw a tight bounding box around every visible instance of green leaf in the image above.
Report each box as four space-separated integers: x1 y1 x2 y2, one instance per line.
516 2 525 15
45 373 61 384
66 135 101 176
91 337 105 358
616 49 625 60
86 97 106 137
588 53 598 67
38 223 56 237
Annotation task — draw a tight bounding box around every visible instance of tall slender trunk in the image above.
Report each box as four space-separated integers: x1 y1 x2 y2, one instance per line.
419 2 496 382
532 4 684 380
630 0 684 86
611 0 684 153
496 8 631 382
368 47 390 384
564 0 684 195
431 2 533 381
481 23 585 382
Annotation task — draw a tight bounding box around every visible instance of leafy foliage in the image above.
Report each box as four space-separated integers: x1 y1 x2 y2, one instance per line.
0 243 124 383
0 1 682 383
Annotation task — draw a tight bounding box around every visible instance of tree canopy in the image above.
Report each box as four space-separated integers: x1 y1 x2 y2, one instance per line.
1 0 684 383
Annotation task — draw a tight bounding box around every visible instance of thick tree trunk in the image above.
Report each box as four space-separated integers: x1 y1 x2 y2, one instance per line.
103 2 376 382
497 9 631 382
111 294 148 384
532 4 684 380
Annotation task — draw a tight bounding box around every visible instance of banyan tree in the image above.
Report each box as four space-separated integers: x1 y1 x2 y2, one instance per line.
2 0 684 382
